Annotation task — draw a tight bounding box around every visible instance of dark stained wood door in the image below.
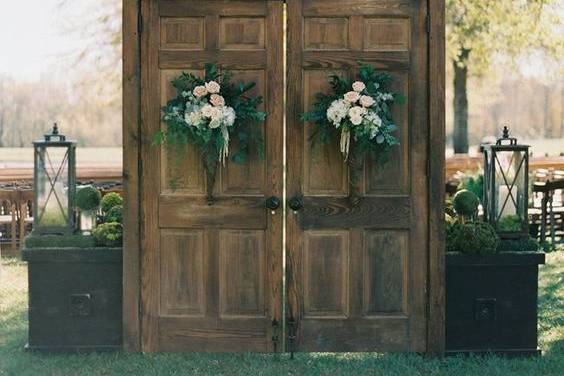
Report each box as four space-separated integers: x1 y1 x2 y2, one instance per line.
140 0 283 352
286 0 429 352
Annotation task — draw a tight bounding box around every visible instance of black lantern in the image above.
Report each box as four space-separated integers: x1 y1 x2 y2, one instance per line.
32 123 77 235
482 126 530 239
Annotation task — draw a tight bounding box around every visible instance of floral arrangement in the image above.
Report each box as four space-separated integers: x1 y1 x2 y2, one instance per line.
155 64 265 202
302 62 403 202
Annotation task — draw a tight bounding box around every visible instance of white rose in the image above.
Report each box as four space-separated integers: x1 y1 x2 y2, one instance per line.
350 115 363 126
352 81 366 92
223 106 236 126
360 95 375 108
193 85 208 98
348 106 367 119
209 106 223 120
210 94 225 107
344 91 361 103
205 81 221 94
185 111 202 126
201 104 214 118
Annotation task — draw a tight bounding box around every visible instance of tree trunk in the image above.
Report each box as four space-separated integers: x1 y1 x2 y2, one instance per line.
453 51 470 154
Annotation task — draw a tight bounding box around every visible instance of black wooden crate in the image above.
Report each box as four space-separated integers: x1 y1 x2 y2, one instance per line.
22 248 122 352
446 252 545 357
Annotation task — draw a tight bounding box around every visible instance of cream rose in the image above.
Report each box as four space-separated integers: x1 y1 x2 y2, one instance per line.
201 104 214 118
205 81 221 94
350 115 363 126
210 94 225 107
208 106 223 120
348 106 367 119
360 95 375 108
344 91 361 103
193 85 208 98
352 81 366 92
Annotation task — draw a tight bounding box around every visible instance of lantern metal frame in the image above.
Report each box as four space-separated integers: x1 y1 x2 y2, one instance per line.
482 126 530 239
32 124 77 235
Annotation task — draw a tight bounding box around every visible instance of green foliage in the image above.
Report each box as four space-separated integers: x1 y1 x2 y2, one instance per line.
447 221 500 256
498 214 523 232
92 222 123 247
447 0 563 75
155 64 266 187
453 189 480 218
457 170 483 201
101 192 123 213
301 62 402 166
76 186 102 211
497 237 539 253
104 205 123 224
24 234 96 249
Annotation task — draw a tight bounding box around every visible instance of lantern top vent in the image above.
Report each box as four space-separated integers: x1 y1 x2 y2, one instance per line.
482 126 529 152
33 123 76 146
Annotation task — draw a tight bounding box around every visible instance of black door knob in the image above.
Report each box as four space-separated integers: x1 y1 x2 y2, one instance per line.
266 196 281 211
288 195 303 211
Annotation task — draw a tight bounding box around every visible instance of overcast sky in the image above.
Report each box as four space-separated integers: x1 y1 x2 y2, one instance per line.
0 0 82 80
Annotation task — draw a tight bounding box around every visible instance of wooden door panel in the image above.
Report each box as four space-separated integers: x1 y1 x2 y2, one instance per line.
160 69 205 193
303 231 349 317
160 230 205 316
363 230 408 314
141 0 283 352
287 0 428 352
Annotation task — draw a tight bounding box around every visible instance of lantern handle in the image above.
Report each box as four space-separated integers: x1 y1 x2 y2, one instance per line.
496 126 518 146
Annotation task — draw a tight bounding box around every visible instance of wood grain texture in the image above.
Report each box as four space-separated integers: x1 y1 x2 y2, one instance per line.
122 0 141 352
300 197 411 229
286 0 430 353
140 0 283 353
140 0 160 353
427 0 446 356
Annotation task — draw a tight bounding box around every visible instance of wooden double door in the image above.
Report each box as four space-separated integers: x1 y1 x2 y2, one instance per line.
138 0 434 353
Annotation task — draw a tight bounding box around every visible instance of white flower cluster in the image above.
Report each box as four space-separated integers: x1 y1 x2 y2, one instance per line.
326 80 393 140
183 80 237 129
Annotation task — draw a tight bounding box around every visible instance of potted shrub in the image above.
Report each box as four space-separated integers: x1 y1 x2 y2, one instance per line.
76 185 101 234
445 190 545 357
23 190 124 352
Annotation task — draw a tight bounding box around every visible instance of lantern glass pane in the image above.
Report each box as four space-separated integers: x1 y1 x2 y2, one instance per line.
494 150 526 231
36 146 70 228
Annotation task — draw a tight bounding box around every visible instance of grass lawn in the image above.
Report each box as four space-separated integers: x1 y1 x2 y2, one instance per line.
0 253 562 376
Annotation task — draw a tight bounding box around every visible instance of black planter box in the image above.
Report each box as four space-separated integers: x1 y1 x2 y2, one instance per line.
22 247 122 352
446 252 545 357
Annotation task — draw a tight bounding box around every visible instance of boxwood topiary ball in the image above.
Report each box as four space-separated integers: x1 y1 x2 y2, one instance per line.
454 222 499 256
101 192 123 213
453 189 480 217
76 186 101 211
104 205 123 224
92 222 123 247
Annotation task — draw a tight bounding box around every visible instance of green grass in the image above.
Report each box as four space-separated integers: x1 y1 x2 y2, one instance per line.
1 254 563 376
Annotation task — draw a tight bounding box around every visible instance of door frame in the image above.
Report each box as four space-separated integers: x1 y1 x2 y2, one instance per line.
122 0 445 354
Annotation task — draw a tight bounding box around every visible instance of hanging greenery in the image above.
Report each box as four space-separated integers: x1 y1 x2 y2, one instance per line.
301 62 404 203
154 63 266 203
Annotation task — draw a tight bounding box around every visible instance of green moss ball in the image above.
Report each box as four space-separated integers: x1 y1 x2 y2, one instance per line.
105 205 123 224
76 186 101 211
92 222 123 247
454 222 500 256
453 189 480 217
101 192 123 213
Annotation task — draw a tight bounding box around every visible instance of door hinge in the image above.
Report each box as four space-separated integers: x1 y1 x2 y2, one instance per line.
271 319 280 352
287 317 297 359
425 13 431 34
138 11 143 35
